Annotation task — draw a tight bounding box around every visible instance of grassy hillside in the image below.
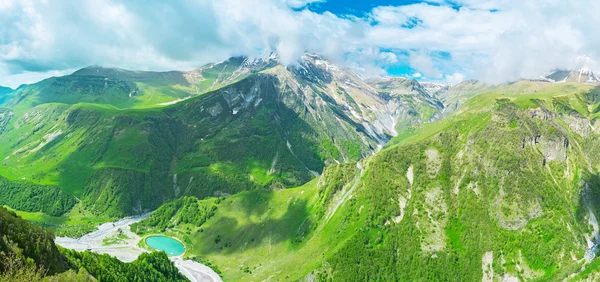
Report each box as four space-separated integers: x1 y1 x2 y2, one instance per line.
0 55 448 222
3 57 273 114
133 162 363 281
4 68 190 112
0 71 380 218
322 82 600 281
0 86 13 105
7 203 111 237
132 81 600 281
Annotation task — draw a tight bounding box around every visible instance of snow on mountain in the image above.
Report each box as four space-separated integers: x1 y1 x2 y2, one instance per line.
544 55 600 83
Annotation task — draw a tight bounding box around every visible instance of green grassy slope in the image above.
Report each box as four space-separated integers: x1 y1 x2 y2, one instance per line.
2 57 261 114
0 86 13 105
133 162 363 281
3 68 191 112
133 81 600 281
0 72 379 219
320 82 600 281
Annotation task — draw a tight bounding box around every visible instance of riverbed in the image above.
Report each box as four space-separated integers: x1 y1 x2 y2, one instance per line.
55 213 222 282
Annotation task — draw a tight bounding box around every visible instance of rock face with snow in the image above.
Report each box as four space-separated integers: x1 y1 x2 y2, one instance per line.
281 55 445 140
183 53 447 142
362 76 445 133
544 56 600 83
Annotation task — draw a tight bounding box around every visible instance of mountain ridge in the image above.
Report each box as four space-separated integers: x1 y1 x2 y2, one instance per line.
126 79 600 281
0 53 447 220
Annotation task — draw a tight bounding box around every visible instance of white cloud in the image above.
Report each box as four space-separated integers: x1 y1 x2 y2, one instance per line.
0 68 76 88
366 0 600 84
285 0 325 9
379 52 398 64
413 72 422 78
0 0 369 87
408 51 441 78
445 72 465 84
1 0 600 87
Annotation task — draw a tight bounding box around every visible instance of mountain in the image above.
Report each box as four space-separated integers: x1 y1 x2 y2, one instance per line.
364 76 445 133
432 80 492 114
420 81 450 96
6 52 600 280
3 56 278 112
0 54 446 220
0 86 13 106
130 80 600 281
544 56 600 83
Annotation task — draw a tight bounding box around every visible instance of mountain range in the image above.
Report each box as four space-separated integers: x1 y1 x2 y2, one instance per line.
2 53 600 281
0 54 446 218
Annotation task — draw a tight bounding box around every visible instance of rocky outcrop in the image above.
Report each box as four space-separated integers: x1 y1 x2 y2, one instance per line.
528 107 555 120
540 136 569 163
563 114 591 136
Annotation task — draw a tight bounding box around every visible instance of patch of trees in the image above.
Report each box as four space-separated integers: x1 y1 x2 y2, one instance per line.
0 206 69 276
0 176 76 216
131 196 218 234
61 249 187 282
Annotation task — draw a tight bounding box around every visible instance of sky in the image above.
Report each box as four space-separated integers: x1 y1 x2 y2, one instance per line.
1 0 599 88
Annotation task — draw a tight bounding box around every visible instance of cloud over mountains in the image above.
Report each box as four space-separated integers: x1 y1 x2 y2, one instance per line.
1 0 599 87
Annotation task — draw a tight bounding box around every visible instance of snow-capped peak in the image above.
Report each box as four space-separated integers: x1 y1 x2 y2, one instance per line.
544 55 600 83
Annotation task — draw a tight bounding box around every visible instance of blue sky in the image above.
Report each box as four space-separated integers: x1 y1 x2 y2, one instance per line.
0 0 599 88
305 0 427 16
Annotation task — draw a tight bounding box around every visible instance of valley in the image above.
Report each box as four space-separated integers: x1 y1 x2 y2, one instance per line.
54 212 222 282
5 1 600 281
3 53 600 281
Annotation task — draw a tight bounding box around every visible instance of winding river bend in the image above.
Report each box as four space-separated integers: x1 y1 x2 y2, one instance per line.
55 214 222 282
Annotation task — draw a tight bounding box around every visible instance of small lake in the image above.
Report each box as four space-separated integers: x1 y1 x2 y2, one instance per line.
145 236 185 256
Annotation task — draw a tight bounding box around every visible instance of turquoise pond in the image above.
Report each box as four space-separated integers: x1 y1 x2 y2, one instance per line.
145 236 185 256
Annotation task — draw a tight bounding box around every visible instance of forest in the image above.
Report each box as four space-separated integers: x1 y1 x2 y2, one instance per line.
0 206 188 281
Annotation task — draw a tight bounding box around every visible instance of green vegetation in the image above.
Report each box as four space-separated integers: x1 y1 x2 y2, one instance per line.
131 196 219 234
131 82 600 281
189 256 222 275
0 206 187 281
0 67 379 218
6 57 600 280
4 67 193 111
317 83 600 281
61 250 187 282
0 176 76 216
9 203 112 237
0 206 69 275
0 86 13 105
131 163 362 281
